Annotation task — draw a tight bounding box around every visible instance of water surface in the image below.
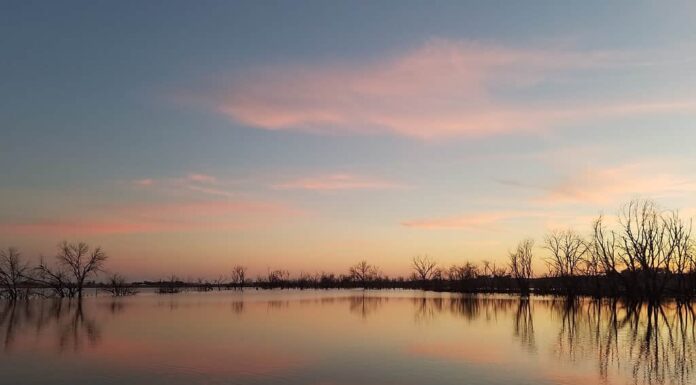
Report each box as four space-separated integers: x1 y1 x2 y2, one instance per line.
1 290 694 385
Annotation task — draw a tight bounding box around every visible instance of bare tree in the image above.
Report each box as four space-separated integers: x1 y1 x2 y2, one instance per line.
482 260 492 277
589 215 622 295
412 255 438 282
35 257 74 298
211 275 226 290
102 274 137 296
158 274 181 294
664 211 694 297
36 242 107 299
349 260 379 288
448 262 479 281
0 248 30 301
616 200 684 299
544 229 588 295
56 242 108 299
231 265 247 289
509 239 534 295
267 269 289 286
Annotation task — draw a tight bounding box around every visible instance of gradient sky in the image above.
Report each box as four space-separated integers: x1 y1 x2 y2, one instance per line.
1 1 696 280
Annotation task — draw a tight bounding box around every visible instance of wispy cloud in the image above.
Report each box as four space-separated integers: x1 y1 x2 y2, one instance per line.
272 173 404 191
209 39 696 139
186 173 217 183
131 173 237 197
132 178 155 187
495 158 696 205
402 210 539 229
542 163 696 204
0 200 302 235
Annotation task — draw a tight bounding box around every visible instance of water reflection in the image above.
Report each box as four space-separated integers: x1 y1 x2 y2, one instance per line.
0 292 694 385
513 299 536 352
0 298 124 352
349 294 386 319
407 295 694 385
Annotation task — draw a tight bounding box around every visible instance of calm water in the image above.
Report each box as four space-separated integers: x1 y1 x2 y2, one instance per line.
1 290 694 385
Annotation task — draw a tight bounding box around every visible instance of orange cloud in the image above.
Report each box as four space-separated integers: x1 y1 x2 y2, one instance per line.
211 39 696 139
543 163 696 204
272 173 403 191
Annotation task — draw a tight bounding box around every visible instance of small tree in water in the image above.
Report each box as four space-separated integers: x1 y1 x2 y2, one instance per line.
0 247 31 301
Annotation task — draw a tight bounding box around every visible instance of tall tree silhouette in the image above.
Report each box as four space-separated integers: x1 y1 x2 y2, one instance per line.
509 239 534 296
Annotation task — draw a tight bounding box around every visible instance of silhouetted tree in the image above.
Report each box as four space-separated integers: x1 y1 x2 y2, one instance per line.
0 247 30 301
448 262 479 281
509 239 534 295
267 269 290 287
618 200 692 299
590 215 622 295
35 257 74 298
544 229 588 295
349 260 379 288
412 255 438 282
231 265 247 289
158 274 181 294
55 242 108 299
102 274 137 296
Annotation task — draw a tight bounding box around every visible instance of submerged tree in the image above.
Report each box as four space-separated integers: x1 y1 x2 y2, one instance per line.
509 239 534 296
35 242 107 299
102 274 137 297
0 247 30 301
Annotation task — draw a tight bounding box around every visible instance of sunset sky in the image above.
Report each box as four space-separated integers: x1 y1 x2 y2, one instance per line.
1 1 696 280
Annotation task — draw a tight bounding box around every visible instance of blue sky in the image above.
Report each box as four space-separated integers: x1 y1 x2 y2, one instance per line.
1 1 696 279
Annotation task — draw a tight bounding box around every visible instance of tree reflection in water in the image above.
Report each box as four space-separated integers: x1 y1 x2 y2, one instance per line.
0 299 125 352
544 298 696 385
412 295 695 385
349 294 386 319
1 293 694 385
513 298 536 353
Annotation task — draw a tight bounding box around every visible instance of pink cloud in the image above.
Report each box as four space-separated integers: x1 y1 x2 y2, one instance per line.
186 173 217 183
272 173 403 191
186 185 236 197
402 210 539 229
210 39 696 139
0 200 303 236
0 221 161 235
132 178 154 187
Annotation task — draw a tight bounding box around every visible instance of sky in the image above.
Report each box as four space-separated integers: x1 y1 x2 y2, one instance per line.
1 1 696 280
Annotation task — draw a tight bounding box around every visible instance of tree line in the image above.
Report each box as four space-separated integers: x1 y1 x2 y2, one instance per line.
2 199 695 301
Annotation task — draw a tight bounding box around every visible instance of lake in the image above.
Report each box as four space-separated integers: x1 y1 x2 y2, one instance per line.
0 290 694 385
